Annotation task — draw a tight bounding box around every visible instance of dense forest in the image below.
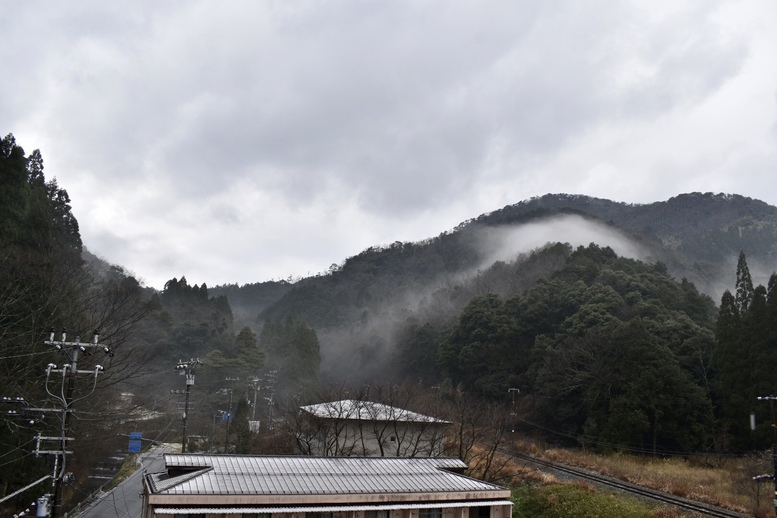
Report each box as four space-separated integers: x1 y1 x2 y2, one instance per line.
0 134 156 511
3 133 777 513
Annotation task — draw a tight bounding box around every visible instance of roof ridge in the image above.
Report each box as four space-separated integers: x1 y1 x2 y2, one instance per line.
149 466 214 493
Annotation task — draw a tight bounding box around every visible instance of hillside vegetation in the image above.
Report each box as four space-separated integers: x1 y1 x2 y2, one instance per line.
3 133 777 514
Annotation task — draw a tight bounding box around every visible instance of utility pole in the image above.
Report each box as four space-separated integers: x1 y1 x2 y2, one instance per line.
222 377 239 452
508 388 520 433
248 376 260 421
42 328 111 518
264 370 277 431
211 410 225 452
756 396 777 515
173 358 201 453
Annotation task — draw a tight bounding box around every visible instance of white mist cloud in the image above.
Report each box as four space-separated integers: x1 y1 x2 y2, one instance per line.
476 214 646 271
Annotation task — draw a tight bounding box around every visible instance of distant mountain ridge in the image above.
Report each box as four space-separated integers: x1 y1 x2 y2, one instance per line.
481 192 777 258
103 191 777 434
478 192 777 289
212 192 777 335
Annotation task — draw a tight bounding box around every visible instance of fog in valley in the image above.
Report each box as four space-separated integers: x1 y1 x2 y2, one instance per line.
314 214 661 384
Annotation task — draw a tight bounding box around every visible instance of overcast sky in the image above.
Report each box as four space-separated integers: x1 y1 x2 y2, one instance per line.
3 1 776 289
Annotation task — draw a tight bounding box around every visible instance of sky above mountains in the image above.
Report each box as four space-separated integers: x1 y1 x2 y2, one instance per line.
3 1 776 289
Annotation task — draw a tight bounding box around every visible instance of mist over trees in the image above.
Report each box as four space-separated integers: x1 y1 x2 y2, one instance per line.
433 245 718 453
5 135 777 511
260 315 320 396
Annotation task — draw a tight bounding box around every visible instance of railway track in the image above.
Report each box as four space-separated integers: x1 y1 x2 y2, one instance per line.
503 449 752 517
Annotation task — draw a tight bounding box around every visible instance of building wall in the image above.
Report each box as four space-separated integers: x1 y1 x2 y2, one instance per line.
149 503 512 518
309 420 447 457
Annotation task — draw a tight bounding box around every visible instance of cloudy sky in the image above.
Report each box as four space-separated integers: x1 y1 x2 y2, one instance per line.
3 1 776 289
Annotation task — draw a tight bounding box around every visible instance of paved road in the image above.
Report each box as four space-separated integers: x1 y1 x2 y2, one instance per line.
72 445 172 518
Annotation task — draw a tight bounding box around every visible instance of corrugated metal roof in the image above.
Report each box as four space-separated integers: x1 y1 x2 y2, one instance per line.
153 500 514 514
300 400 449 424
151 467 212 492
147 455 505 497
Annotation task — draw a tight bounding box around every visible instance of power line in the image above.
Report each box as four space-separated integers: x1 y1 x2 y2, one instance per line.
0 437 36 460
0 350 53 360
0 450 36 469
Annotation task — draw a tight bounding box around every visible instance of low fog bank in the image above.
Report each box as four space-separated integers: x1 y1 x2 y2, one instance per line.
309 213 762 386
318 215 656 385
476 213 761 303
475 214 647 271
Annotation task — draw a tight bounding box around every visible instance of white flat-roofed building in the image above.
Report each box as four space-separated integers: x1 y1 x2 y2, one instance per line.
297 400 450 457
142 454 512 518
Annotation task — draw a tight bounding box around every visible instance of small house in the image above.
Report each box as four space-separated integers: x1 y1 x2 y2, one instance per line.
297 400 449 457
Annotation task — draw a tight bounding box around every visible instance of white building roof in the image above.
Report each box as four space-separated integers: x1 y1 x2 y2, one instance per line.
146 455 505 497
300 400 449 424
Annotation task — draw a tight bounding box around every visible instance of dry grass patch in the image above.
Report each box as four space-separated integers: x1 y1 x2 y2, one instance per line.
521 442 772 516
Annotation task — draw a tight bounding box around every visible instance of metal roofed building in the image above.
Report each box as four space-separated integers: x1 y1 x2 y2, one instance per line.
142 454 512 518
297 400 450 457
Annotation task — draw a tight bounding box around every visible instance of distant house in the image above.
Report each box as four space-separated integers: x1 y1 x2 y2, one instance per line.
296 400 450 457
142 454 512 518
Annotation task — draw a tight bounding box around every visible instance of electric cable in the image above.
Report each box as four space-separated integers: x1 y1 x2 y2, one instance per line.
0 437 36 459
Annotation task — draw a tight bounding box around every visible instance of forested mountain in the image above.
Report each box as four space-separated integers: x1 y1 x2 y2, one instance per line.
246 193 773 333
219 192 777 452
236 193 774 385
480 193 777 292
4 132 777 513
442 245 719 453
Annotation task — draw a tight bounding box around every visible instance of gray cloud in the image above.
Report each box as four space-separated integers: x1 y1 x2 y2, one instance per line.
2 1 775 288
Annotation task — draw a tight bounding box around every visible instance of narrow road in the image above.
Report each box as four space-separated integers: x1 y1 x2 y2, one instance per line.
73 444 172 518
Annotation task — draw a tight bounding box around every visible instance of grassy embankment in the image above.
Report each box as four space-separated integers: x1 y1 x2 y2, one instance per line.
485 440 774 517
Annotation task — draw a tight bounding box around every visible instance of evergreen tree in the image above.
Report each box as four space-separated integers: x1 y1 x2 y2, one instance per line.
712 290 746 446
391 319 446 384
234 326 265 376
0 134 156 511
260 316 320 395
438 294 524 397
26 149 44 185
735 251 754 313
713 266 777 450
744 284 777 447
0 133 30 244
232 397 253 454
